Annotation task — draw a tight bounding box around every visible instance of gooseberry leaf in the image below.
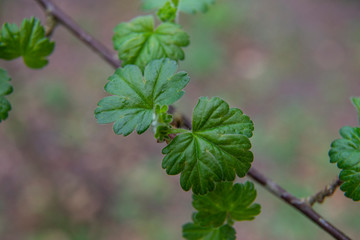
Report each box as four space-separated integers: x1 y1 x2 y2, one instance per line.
329 126 360 201
0 68 13 122
162 97 254 195
183 223 235 240
142 0 215 14
112 15 189 70
0 17 55 69
95 58 189 136
193 181 261 227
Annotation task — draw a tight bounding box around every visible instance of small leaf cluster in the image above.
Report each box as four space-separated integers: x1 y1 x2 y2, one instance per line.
0 17 54 122
329 97 360 201
95 1 261 238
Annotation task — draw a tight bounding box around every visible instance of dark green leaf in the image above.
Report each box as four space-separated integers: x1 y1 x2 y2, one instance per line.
329 126 360 201
0 68 12 122
193 181 260 227
0 17 55 69
95 58 189 136
162 97 254 194
183 223 235 240
113 15 189 70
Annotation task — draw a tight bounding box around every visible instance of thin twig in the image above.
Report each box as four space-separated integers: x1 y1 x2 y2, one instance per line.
247 168 350 240
34 0 121 69
32 0 352 239
305 178 343 206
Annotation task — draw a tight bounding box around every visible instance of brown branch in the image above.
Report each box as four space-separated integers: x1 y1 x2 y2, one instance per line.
247 168 350 240
33 0 352 239
34 0 121 69
305 178 343 206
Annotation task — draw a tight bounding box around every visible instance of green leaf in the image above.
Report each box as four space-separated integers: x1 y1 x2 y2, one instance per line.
192 181 261 227
0 17 55 69
329 126 360 201
112 15 189 71
351 97 360 125
142 0 215 14
162 97 254 195
183 223 235 240
95 58 189 136
0 68 13 122
157 1 178 22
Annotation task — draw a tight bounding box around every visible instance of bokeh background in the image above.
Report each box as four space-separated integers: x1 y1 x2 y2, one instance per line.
1 0 360 239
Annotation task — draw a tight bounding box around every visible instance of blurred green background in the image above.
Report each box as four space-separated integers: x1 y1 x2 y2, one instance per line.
1 0 360 239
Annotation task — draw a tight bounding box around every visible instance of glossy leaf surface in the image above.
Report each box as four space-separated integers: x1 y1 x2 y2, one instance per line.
162 97 254 194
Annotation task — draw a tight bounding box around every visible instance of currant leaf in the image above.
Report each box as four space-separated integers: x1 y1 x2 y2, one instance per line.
183 223 236 240
193 181 260 227
0 17 55 69
329 126 360 201
142 0 215 14
162 97 254 195
95 58 189 136
0 68 13 122
112 15 189 70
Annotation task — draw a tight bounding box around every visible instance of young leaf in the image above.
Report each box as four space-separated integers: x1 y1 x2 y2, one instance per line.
162 97 254 195
95 58 189 136
329 126 360 201
0 17 55 69
0 68 13 122
157 1 178 22
192 181 261 227
142 0 215 14
183 223 236 240
112 15 189 71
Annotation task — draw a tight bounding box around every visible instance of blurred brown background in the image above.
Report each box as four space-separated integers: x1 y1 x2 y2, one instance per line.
1 0 360 239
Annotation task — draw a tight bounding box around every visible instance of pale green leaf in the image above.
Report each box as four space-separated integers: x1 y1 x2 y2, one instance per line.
329 126 360 201
95 58 189 136
0 17 55 69
113 15 189 70
162 97 254 195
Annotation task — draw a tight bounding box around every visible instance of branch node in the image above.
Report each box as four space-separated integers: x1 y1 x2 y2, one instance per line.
305 178 343 206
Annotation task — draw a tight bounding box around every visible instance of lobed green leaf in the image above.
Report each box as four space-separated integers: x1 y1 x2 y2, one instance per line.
162 97 254 195
329 126 360 201
95 58 189 136
193 181 260 227
0 68 13 122
0 17 55 69
112 15 189 70
183 223 235 240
